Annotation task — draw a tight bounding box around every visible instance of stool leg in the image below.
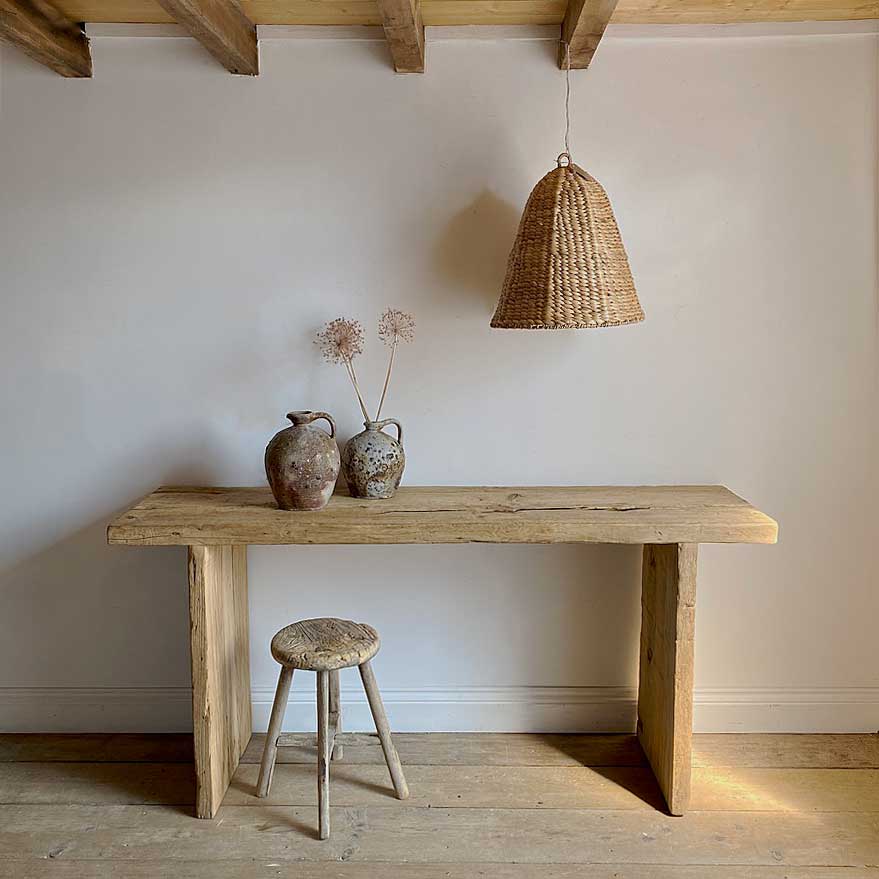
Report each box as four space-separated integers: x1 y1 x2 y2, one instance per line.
359 660 409 800
329 669 343 761
257 666 293 798
316 670 331 839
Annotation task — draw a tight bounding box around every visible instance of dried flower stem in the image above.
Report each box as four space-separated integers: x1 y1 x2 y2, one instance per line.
315 317 370 422
315 311 414 424
375 341 397 421
344 359 371 422
375 308 415 421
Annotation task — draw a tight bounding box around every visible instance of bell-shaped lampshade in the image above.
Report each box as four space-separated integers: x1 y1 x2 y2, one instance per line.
491 154 644 329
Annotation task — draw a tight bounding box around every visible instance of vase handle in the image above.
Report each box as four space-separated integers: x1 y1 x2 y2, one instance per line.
287 410 336 437
374 418 403 445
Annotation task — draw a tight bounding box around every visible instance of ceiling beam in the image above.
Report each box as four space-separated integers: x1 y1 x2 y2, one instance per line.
559 0 618 69
153 0 258 74
377 0 424 73
0 0 91 76
41 0 878 28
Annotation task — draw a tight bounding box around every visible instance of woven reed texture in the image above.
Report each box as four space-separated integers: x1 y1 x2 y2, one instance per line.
491 160 645 329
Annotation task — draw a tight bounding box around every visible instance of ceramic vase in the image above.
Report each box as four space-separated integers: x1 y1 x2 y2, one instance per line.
265 411 340 511
342 418 405 499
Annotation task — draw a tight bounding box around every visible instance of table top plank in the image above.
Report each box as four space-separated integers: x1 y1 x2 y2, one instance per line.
107 486 778 546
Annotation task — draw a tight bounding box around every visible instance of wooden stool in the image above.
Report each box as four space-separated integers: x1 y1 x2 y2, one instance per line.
257 617 409 839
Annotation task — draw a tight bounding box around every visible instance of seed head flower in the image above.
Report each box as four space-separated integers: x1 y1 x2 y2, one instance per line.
378 309 415 347
315 318 365 364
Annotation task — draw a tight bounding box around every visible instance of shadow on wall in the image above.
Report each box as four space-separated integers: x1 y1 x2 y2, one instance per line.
0 453 233 707
0 516 188 690
433 189 520 317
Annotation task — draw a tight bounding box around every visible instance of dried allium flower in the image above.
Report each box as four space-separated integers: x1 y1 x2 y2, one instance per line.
374 308 415 420
315 318 365 364
378 308 415 346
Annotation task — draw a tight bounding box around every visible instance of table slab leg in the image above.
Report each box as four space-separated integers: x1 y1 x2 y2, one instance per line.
637 542 698 816
188 544 252 818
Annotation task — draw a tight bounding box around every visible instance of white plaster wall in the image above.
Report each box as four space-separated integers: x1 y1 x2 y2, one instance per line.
0 23 876 732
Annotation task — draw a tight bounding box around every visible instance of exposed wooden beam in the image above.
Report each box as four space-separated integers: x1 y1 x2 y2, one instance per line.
377 0 424 73
47 0 879 29
559 0 618 69
153 0 257 74
0 0 91 76
611 0 877 24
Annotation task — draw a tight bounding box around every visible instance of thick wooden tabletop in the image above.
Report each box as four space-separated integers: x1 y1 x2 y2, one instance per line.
107 485 778 546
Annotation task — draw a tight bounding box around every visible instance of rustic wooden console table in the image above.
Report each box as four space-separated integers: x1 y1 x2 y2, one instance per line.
108 485 777 819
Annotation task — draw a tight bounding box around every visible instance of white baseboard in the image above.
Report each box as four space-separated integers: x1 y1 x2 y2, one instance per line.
254 686 639 734
691 687 879 734
1 685 877 734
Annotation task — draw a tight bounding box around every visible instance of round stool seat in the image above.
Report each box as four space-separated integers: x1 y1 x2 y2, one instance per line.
271 617 380 671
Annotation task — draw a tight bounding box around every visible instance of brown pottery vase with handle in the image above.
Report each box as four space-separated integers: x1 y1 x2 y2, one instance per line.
342 418 405 499
265 411 340 511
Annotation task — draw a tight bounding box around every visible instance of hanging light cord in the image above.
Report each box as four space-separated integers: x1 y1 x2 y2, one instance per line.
563 41 572 159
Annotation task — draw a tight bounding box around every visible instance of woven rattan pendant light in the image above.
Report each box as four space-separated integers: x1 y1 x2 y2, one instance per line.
491 48 644 330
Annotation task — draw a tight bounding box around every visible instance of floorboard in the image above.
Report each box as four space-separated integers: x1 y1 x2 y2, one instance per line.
5 732 875 768
2 803 878 864
3 762 879 813
0 734 193 763
244 732 648 766
0 733 876 876
6 863 879 879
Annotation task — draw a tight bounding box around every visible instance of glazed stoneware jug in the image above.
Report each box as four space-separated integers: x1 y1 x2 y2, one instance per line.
265 411 340 511
342 419 405 499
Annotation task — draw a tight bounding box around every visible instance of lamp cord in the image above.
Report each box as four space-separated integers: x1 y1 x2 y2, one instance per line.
563 41 572 158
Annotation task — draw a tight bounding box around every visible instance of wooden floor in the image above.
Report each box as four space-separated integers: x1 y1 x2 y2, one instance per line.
0 732 877 877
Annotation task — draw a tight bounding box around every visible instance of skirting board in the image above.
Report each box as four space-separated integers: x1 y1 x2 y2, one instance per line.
1 686 877 734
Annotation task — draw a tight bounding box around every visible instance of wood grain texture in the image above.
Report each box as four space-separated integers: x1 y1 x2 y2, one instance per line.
1 803 877 864
270 617 380 670
230 763 879 812
3 733 879 877
107 485 779 546
187 544 252 818
8 864 879 879
377 0 423 71
0 0 91 76
154 0 257 73
360 659 409 800
638 543 698 816
330 669 343 760
249 731 650 766
256 665 293 797
560 0 617 68
0 733 195 762
691 733 879 769
4 731 873 768
5 761 879 813
316 669 331 838
609 0 879 24
246 731 879 768
48 0 879 26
